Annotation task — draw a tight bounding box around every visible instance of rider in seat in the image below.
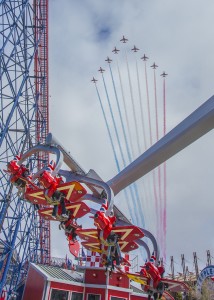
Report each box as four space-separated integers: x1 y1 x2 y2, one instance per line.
59 211 82 242
7 155 31 190
38 162 67 219
93 199 122 271
144 254 164 299
93 199 116 241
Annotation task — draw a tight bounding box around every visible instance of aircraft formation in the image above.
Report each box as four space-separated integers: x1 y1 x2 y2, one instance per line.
3 134 189 300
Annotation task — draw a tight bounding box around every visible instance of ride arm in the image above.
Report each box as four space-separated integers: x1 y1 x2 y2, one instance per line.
18 144 64 177
107 94 214 195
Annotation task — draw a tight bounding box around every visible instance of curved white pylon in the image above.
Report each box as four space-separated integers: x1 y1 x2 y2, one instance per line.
108 95 214 195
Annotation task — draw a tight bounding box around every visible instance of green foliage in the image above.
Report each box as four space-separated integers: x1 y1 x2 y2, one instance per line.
174 292 183 300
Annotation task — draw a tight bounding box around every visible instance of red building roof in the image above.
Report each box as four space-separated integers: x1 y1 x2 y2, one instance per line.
22 263 147 300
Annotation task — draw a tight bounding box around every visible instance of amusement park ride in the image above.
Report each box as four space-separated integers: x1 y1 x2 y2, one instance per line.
3 132 191 300
1 1 214 300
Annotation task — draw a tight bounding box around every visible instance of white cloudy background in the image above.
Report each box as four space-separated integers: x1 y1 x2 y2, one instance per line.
48 0 214 274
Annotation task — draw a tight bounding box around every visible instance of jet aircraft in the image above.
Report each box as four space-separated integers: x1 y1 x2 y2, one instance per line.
112 47 120 54
120 35 128 43
131 45 139 52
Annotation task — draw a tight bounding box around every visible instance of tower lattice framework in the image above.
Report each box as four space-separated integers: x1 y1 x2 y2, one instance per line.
0 0 50 297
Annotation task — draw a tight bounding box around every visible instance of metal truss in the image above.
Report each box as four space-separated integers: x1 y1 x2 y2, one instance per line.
0 0 49 297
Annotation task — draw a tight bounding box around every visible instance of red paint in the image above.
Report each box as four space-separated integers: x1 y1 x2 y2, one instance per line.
50 281 84 292
22 266 45 300
85 269 107 285
109 272 129 289
34 0 51 265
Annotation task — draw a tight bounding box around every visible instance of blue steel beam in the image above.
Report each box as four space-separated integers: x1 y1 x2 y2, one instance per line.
0 0 49 296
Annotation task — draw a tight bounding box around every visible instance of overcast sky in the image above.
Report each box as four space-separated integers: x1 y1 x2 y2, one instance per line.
48 0 214 274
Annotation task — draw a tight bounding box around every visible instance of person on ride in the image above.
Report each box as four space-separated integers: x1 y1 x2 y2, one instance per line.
93 200 123 271
93 199 116 242
7 155 31 189
140 261 153 296
140 256 163 300
140 264 148 278
39 163 67 219
101 244 121 274
59 211 81 242
145 255 162 290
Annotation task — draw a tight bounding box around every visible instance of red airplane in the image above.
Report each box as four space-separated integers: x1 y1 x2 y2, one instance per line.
120 35 128 43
